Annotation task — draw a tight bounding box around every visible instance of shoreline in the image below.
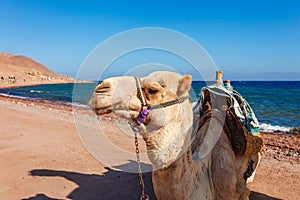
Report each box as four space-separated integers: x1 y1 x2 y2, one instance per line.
0 94 74 112
0 89 298 134
1 80 298 134
0 79 92 89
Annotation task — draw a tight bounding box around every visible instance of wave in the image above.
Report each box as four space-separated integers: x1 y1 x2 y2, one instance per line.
30 90 43 93
67 101 89 108
0 93 33 100
259 123 291 132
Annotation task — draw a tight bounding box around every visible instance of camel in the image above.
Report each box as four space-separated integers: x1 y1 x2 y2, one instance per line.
89 71 261 200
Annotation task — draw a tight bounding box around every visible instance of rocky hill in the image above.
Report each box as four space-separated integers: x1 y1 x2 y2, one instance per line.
0 52 73 85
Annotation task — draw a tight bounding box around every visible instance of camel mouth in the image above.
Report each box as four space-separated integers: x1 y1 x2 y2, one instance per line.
91 102 133 120
89 96 113 115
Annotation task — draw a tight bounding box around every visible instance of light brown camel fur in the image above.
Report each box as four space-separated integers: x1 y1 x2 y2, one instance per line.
89 71 260 200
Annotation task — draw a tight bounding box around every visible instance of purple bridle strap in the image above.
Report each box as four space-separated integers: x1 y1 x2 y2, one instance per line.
137 109 150 125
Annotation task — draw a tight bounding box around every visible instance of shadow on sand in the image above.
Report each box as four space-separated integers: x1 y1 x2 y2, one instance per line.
23 160 280 200
249 191 282 200
23 160 156 200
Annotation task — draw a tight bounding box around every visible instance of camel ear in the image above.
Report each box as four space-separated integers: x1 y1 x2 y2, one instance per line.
177 75 192 96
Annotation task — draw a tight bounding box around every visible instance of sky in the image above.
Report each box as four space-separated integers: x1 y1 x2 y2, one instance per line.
0 0 300 80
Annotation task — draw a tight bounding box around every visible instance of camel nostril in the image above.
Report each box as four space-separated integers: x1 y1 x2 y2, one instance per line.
95 82 111 94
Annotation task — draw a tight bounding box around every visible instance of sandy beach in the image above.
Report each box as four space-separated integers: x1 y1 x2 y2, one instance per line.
0 95 299 200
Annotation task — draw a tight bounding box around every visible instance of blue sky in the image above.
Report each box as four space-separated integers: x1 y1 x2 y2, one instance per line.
1 0 299 80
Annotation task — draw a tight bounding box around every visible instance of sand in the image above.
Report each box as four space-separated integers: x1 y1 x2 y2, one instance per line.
0 96 299 200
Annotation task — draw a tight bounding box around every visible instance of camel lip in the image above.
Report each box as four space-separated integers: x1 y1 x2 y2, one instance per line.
93 105 132 118
93 105 113 115
94 105 112 110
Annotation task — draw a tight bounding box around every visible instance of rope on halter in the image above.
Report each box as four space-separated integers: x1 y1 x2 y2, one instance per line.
134 77 147 107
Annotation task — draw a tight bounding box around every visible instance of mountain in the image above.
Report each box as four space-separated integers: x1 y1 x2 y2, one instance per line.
0 52 73 83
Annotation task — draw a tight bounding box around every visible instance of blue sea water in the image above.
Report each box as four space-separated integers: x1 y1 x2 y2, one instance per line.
0 81 299 132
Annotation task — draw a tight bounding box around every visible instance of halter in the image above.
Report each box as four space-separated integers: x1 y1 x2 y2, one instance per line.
134 76 189 125
130 76 189 200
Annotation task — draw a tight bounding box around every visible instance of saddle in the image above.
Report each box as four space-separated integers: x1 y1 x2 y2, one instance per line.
193 85 264 156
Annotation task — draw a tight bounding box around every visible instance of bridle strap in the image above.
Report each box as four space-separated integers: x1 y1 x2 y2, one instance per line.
134 76 189 125
134 77 147 107
134 76 189 110
149 96 189 110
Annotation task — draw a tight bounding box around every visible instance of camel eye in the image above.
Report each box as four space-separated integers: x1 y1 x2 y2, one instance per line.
148 88 158 95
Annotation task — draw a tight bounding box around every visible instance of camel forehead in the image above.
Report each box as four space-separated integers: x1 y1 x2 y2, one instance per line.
99 71 182 93
103 76 132 86
143 71 182 89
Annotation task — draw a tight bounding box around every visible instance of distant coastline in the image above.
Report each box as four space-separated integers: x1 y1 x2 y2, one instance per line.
0 52 84 89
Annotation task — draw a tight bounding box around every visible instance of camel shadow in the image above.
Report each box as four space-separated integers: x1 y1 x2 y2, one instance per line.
22 193 61 200
249 191 282 200
23 160 280 200
23 160 156 200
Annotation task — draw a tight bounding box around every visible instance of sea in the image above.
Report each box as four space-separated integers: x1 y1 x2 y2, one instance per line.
0 81 299 133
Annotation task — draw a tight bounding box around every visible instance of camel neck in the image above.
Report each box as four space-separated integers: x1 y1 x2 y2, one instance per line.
145 100 193 170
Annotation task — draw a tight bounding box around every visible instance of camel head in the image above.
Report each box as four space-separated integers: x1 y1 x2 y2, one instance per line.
89 76 137 118
89 71 193 168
